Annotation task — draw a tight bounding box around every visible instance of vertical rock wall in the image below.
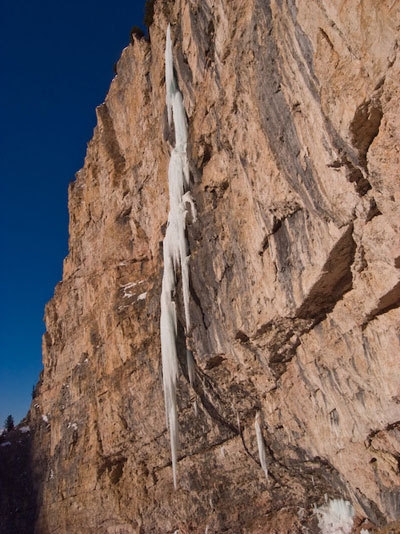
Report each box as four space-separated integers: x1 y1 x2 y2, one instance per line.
29 0 400 532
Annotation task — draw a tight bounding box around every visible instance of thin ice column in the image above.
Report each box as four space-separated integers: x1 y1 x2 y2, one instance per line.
160 24 193 488
255 412 268 479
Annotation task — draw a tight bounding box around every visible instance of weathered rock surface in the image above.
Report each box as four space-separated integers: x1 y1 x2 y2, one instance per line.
20 0 400 532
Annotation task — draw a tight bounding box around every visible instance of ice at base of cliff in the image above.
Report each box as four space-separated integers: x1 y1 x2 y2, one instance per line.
315 498 354 534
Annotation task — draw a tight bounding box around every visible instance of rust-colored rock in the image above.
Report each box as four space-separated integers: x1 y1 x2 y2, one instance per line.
22 0 400 532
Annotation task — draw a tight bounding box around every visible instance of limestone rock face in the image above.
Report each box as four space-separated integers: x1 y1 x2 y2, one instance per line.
29 0 399 532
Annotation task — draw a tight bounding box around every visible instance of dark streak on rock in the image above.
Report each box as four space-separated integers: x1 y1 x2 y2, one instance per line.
254 0 332 220
96 103 126 181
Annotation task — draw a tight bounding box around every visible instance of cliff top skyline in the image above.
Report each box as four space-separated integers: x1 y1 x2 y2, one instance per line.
0 0 146 426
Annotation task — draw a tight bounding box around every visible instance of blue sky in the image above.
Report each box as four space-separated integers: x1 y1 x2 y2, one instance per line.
0 0 146 425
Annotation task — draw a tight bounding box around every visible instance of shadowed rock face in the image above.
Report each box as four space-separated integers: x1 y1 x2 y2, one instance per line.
21 0 400 532
0 426 36 534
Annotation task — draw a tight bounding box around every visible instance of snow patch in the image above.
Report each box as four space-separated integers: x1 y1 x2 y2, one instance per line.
42 414 49 423
315 499 355 534
1 441 11 447
137 292 147 301
19 426 30 433
120 281 144 289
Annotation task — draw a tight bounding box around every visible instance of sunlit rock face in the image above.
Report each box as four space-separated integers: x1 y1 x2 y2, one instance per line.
28 0 399 532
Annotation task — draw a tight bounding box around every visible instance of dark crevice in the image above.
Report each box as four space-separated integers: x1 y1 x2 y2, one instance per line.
96 103 126 180
318 28 334 50
327 153 371 196
258 209 302 255
175 320 188 375
250 317 316 380
363 281 400 328
365 197 382 222
297 225 356 319
115 207 132 225
235 330 250 343
97 455 127 485
350 97 383 168
205 354 225 370
189 279 208 330
346 163 371 196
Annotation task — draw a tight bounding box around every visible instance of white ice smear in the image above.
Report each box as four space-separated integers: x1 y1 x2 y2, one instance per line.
315 499 355 534
255 412 268 479
121 280 144 298
160 24 194 489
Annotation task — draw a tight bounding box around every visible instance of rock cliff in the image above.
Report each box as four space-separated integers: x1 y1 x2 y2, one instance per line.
23 0 400 532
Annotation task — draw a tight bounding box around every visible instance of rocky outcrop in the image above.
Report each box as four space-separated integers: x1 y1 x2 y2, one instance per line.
26 0 400 532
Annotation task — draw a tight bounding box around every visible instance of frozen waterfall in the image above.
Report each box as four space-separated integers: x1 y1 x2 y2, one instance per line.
160 24 194 488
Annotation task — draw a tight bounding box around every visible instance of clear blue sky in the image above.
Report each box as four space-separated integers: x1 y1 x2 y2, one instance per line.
0 0 146 426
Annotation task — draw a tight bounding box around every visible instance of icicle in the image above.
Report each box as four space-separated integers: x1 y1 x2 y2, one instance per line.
165 25 175 126
160 24 195 489
255 412 268 479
